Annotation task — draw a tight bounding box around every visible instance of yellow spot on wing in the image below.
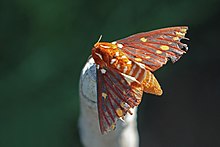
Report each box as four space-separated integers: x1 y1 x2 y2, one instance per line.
160 45 169 51
111 124 116 130
173 36 180 41
156 50 162 54
102 93 107 99
176 32 185 37
116 108 123 117
180 28 187 33
145 56 151 59
140 37 147 42
135 58 142 62
120 102 126 108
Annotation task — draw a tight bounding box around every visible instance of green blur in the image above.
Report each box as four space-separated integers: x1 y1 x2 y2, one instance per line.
0 0 219 147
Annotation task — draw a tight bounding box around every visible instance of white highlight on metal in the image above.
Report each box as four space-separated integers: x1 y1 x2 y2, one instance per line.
127 61 132 64
101 68 106 74
115 52 119 57
95 53 103 60
110 58 117 64
111 41 117 44
121 55 126 59
123 66 128 73
117 43 123 48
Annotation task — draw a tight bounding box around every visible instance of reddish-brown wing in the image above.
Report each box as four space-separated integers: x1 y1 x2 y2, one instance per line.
117 26 188 71
96 65 143 134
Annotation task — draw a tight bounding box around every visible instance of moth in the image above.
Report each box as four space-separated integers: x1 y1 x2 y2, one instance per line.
91 26 189 134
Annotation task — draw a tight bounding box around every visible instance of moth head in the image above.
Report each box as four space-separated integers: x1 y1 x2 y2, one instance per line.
94 42 117 50
93 35 117 50
92 42 118 66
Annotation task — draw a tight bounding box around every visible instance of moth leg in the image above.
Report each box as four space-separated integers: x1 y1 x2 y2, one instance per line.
142 70 163 96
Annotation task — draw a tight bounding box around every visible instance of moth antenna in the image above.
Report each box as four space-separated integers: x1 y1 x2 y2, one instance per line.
97 35 102 43
94 35 103 47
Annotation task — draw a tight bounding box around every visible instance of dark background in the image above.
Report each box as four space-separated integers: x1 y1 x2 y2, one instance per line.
1 0 220 147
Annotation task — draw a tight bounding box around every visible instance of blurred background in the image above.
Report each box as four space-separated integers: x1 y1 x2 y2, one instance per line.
1 0 220 146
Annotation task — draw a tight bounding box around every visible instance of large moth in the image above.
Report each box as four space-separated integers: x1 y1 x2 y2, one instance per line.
91 26 189 134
